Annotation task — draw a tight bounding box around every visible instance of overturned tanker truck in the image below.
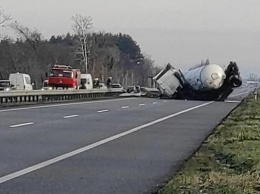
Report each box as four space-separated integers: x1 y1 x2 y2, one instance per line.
153 60 242 101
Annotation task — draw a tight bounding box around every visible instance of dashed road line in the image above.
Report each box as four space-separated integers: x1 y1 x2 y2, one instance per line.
139 104 145 106
152 102 158 104
63 115 79 119
9 122 34 128
0 98 136 113
0 101 213 184
121 106 130 109
97 109 109 113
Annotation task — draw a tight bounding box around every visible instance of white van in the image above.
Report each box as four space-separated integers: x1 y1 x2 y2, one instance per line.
9 73 33 90
80 74 93 89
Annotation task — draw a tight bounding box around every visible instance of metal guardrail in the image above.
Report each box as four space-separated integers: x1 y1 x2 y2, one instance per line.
0 89 124 106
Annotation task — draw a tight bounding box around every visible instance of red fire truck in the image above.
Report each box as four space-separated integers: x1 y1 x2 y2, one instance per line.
48 65 81 89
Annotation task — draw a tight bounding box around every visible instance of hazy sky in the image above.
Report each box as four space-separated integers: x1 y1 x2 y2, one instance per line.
1 0 260 77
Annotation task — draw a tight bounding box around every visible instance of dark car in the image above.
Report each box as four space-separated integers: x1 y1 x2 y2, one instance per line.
0 80 13 91
126 85 141 93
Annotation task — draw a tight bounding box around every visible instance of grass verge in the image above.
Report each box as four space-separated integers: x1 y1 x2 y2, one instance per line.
160 94 260 194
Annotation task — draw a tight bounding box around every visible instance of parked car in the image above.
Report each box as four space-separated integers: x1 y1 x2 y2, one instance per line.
41 80 53 90
99 83 107 89
111 83 125 92
126 85 141 93
0 80 14 91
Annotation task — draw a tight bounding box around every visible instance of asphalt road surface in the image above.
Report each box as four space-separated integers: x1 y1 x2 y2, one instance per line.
0 88 250 194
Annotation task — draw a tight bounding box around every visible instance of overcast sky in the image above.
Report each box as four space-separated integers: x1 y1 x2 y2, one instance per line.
1 0 260 77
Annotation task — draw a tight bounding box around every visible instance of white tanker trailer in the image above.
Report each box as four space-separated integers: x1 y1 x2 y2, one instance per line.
153 61 242 101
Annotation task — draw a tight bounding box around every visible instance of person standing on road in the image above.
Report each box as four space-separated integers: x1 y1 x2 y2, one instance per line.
106 77 112 88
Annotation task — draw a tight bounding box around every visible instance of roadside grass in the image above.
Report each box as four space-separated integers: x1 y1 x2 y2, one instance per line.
160 94 260 194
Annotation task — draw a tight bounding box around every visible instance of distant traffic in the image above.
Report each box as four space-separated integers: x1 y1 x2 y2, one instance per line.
1 60 244 102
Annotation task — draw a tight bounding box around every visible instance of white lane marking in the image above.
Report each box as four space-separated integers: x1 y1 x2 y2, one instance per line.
163 100 167 102
152 102 158 104
63 115 79 119
97 109 108 113
139 104 145 106
121 106 130 109
0 98 136 113
0 101 213 184
9 122 34 128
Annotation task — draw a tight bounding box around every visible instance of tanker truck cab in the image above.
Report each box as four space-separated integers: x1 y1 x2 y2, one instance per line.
9 73 33 90
153 63 184 98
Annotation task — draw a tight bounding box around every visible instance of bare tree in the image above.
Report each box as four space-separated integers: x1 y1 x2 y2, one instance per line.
9 21 45 88
0 9 11 39
71 14 93 73
10 21 42 51
0 9 11 28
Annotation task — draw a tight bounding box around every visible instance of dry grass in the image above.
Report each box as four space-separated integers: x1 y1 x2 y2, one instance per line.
160 94 260 194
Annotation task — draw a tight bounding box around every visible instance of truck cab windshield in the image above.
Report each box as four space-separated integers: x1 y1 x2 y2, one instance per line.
50 69 73 78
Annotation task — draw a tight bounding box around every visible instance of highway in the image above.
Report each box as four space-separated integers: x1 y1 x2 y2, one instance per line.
0 87 251 194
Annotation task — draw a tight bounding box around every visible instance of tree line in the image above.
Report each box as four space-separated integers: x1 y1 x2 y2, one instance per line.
0 11 161 89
